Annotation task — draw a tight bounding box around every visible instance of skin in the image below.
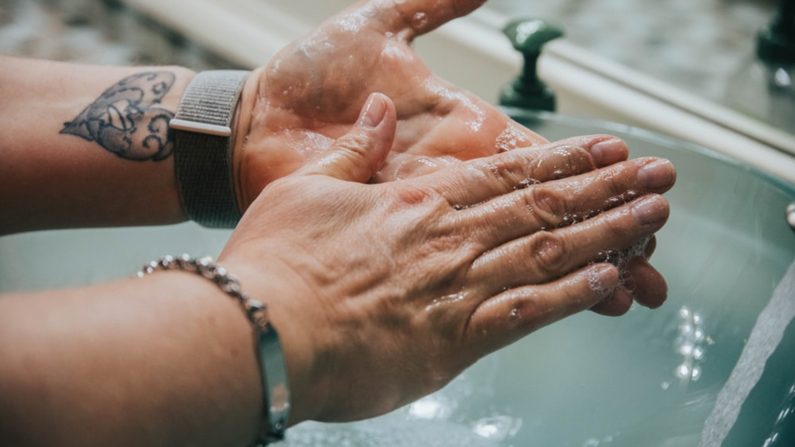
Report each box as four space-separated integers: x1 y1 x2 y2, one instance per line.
0 96 675 446
232 0 549 210
0 58 194 232
220 93 676 423
0 1 678 444
0 0 665 311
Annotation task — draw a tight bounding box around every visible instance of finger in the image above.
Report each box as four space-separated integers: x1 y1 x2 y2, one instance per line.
624 257 668 308
556 135 629 167
460 157 675 247
496 119 549 152
465 194 669 296
590 286 635 316
296 92 397 182
465 263 619 355
424 135 628 208
645 236 657 259
375 0 488 41
494 122 626 167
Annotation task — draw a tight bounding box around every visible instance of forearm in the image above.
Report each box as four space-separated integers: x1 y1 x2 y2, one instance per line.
0 56 195 233
0 272 263 447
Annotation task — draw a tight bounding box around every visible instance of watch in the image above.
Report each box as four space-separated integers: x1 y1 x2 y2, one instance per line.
170 70 250 228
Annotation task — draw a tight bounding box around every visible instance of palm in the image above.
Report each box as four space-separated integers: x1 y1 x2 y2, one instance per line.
237 0 547 206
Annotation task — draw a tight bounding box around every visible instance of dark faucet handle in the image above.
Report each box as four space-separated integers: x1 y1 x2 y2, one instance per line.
758 0 795 64
504 18 564 55
499 18 564 111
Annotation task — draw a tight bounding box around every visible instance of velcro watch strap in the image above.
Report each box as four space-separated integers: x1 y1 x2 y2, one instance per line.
170 70 249 228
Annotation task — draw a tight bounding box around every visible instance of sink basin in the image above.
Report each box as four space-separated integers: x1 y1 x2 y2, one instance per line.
1 111 793 446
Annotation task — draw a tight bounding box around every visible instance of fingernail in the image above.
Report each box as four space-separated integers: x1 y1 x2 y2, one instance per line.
631 195 668 225
590 138 626 166
637 159 675 190
359 93 387 129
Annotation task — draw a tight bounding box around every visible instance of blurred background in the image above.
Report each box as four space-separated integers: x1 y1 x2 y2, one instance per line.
0 0 777 105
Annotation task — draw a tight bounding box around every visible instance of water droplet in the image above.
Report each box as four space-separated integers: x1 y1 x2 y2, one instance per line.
675 363 691 380
660 381 670 390
694 329 705 342
408 396 450 420
411 12 428 29
509 308 520 321
472 415 522 441
514 178 539 190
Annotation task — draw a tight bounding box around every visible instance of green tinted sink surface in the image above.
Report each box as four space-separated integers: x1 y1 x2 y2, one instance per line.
0 112 793 446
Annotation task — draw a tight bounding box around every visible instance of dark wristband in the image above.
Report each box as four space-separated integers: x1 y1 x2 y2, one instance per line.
170 70 249 228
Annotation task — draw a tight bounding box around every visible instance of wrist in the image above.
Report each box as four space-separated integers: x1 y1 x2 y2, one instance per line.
171 70 250 227
219 250 327 426
162 66 198 222
232 67 266 212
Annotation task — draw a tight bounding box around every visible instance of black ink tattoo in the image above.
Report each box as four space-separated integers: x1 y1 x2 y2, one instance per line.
61 71 176 161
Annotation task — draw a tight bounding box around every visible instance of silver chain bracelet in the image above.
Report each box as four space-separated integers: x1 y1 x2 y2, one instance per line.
138 254 290 445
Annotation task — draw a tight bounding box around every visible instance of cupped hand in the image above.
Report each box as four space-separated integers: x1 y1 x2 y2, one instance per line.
220 94 675 425
232 0 549 209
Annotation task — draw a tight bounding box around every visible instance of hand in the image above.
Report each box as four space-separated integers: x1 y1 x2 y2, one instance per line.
219 94 675 425
231 0 550 209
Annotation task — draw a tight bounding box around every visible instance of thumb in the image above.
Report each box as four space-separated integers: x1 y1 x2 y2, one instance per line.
297 92 396 182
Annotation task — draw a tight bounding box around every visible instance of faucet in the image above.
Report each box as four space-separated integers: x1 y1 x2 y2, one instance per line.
499 18 564 112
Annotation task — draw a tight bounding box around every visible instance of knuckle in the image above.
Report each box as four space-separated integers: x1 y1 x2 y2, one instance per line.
393 184 434 206
529 186 567 229
598 164 631 199
475 161 510 190
527 231 568 276
510 294 541 325
605 211 636 238
548 145 593 177
472 152 530 190
391 184 451 215
564 146 595 172
335 132 371 158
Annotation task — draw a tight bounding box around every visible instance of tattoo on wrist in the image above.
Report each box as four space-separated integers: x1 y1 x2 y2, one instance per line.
61 71 176 162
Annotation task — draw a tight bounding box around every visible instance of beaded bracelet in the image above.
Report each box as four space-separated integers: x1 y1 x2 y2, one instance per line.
138 254 290 445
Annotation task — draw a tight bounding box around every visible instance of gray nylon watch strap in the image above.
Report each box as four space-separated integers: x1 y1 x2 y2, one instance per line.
171 70 249 228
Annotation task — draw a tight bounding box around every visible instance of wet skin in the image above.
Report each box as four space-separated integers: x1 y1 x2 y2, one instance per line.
221 94 677 422
232 0 547 210
230 0 671 316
